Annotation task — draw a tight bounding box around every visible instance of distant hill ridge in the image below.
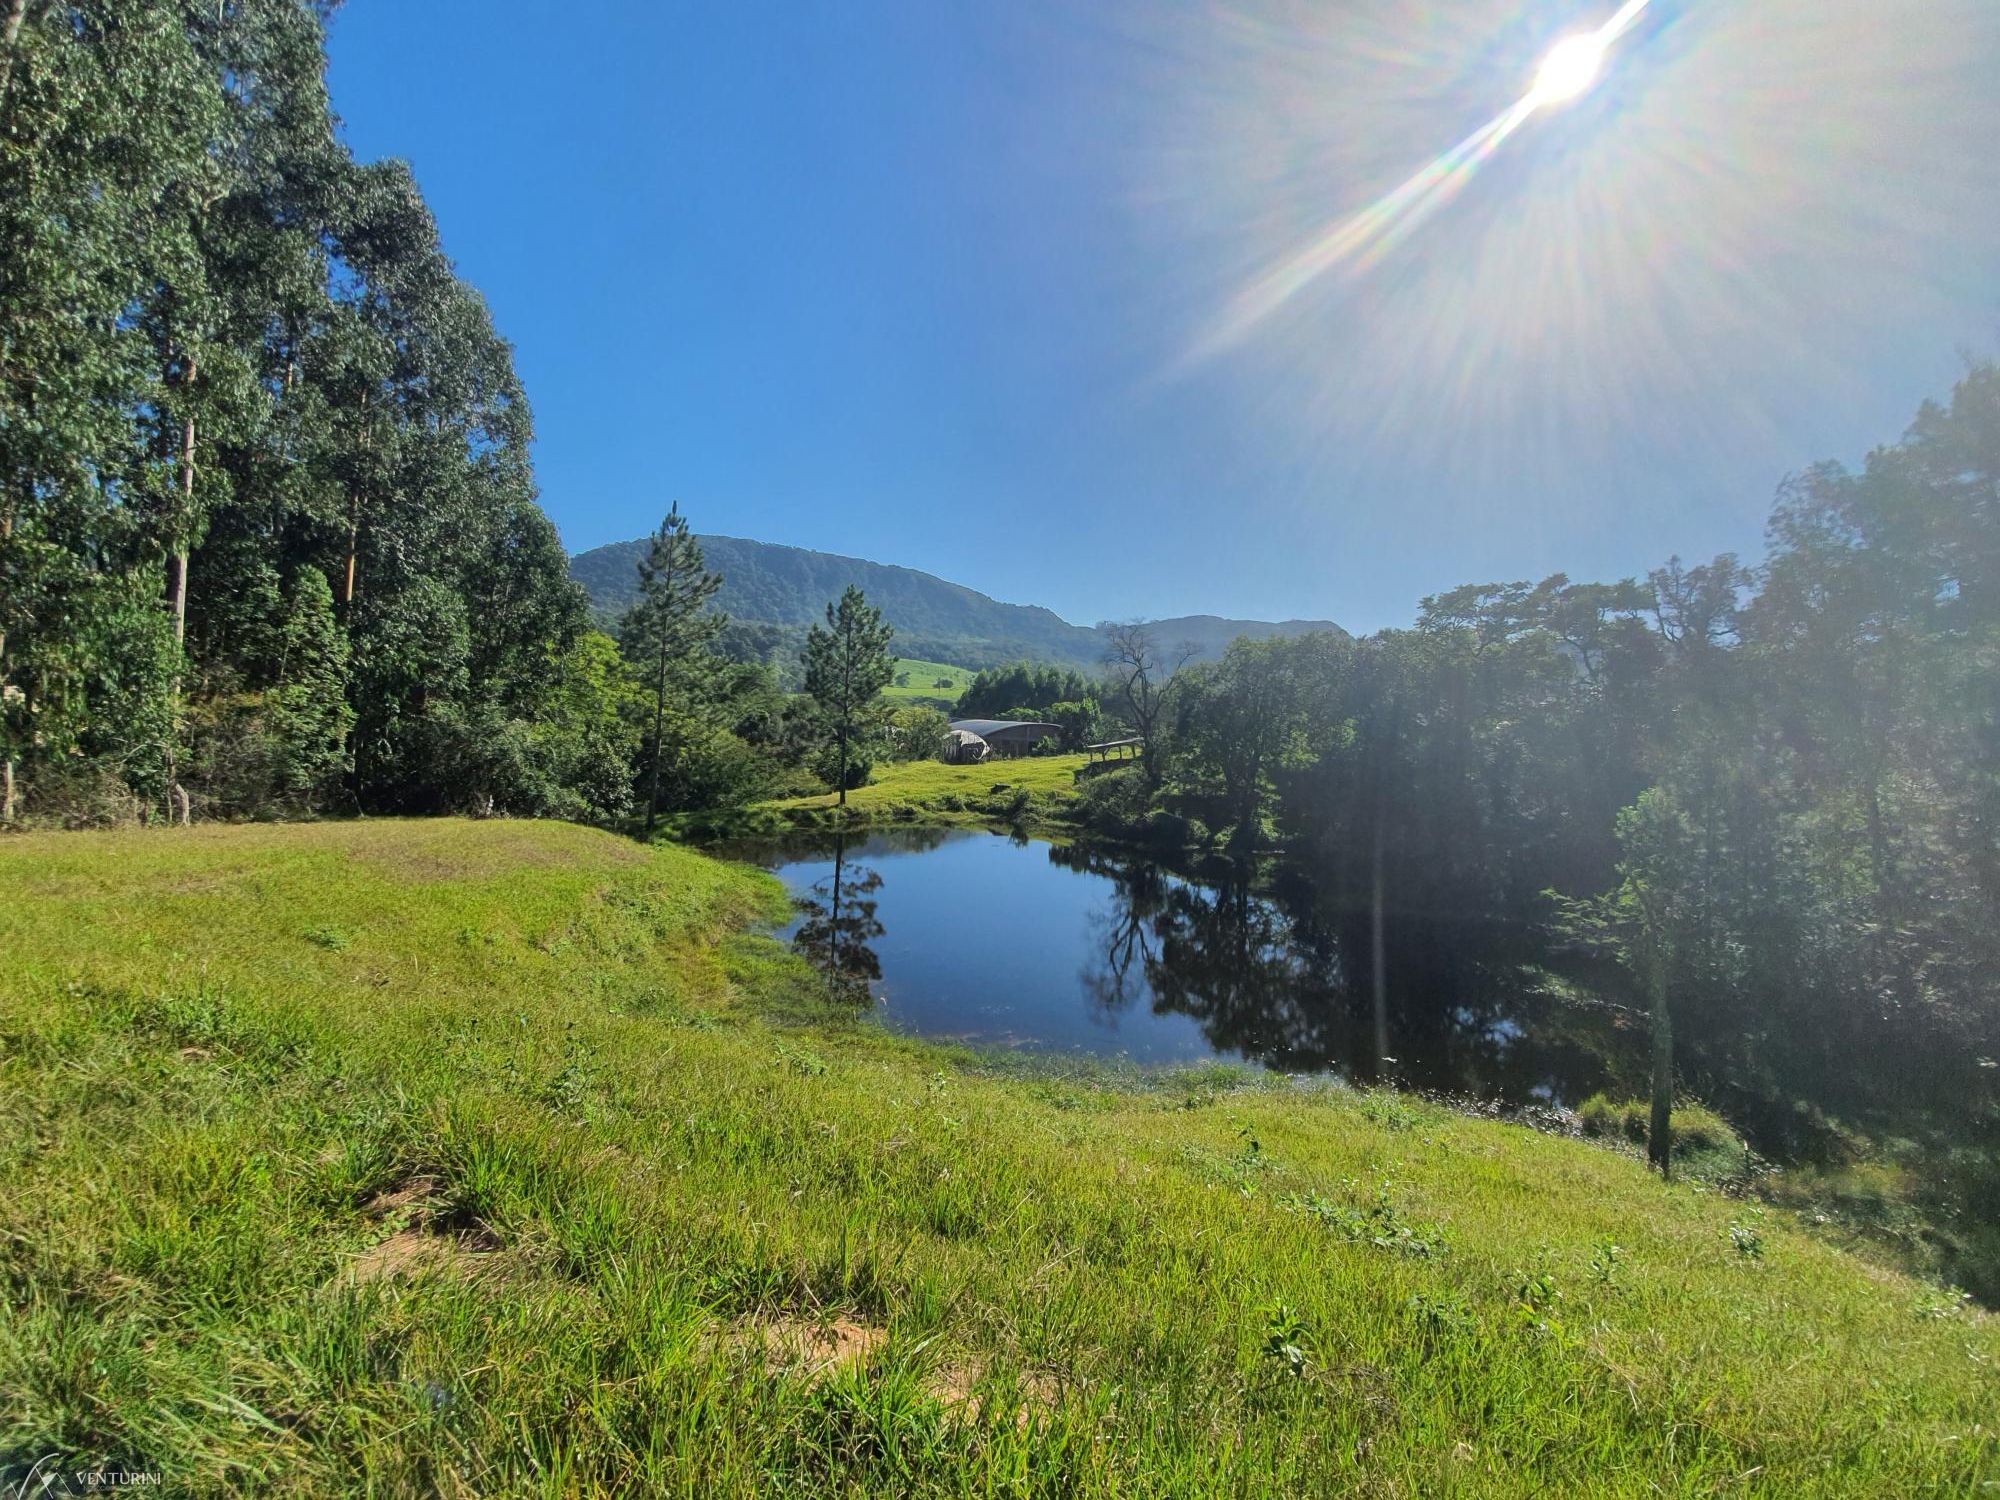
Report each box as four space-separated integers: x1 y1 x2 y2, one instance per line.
569 534 1345 671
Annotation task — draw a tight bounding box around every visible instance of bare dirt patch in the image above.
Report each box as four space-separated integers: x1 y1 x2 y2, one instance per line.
349 1229 468 1283
365 1175 444 1219
340 1174 499 1283
728 1315 1059 1425
748 1316 887 1377
932 1364 1059 1429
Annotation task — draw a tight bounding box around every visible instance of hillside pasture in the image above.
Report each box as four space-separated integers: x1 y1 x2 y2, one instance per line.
0 820 1991 1494
883 656 975 706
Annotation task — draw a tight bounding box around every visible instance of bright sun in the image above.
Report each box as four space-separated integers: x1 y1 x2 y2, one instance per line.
1532 32 1608 107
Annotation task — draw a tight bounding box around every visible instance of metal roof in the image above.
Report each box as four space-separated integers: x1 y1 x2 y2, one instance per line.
948 719 1063 738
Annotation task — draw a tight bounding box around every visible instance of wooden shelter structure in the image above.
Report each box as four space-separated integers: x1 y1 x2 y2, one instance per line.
1084 737 1144 763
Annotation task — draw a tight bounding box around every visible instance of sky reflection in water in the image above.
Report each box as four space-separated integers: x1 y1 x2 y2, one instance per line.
733 827 1634 1105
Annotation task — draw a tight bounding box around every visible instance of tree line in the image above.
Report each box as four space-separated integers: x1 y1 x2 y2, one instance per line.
0 4 911 830
1089 367 2000 1195
1 1 626 822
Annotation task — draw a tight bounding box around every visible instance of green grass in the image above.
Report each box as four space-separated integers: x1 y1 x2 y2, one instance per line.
755 752 1090 829
882 657 974 707
0 820 1994 1496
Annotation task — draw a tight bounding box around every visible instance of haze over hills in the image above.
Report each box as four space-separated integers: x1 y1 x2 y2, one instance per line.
569 534 1346 671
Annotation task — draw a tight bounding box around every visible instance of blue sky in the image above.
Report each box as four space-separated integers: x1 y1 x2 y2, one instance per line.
324 0 2000 634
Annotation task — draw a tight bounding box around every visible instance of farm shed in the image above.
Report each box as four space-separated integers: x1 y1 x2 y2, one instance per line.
946 719 1064 759
940 728 992 764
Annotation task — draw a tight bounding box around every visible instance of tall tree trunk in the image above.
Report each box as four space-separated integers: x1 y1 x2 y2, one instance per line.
1861 774 1910 991
646 632 668 833
0 0 29 104
1370 813 1389 1076
835 649 852 807
171 357 197 645
1647 946 1673 1177
162 356 197 822
345 400 369 605
1 498 11 820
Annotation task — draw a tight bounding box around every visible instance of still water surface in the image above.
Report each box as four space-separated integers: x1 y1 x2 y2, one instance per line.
724 827 1637 1106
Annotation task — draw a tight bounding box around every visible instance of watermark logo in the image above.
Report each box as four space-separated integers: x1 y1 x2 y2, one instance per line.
7 1456 162 1498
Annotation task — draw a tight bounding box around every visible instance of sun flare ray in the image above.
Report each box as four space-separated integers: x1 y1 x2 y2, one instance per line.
1191 0 1657 360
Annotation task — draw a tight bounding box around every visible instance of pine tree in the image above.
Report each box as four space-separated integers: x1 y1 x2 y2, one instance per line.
267 567 353 810
801 586 894 806
618 506 724 831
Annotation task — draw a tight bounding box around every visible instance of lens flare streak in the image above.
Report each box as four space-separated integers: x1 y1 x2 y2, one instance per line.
1195 0 1655 358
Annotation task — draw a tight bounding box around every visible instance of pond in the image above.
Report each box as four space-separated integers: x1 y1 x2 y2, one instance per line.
721 826 1641 1106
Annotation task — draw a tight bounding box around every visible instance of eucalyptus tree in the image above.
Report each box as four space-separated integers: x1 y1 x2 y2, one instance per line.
802 586 894 805
0 1 608 822
1550 790 1694 1173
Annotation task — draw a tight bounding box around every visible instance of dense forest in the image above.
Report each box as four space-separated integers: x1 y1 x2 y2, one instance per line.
573 534 1105 672
0 1 634 822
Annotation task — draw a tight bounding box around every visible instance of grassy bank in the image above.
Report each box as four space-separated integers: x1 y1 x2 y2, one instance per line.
729 752 1091 835
0 820 1993 1496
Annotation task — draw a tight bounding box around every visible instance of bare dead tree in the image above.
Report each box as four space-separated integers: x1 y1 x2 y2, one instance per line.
1101 621 1196 785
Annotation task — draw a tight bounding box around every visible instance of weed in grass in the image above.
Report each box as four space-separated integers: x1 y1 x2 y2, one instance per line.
532 1040 598 1118
1284 1180 1450 1259
303 925 350 950
1510 1265 1565 1338
1913 1288 1974 1320
1357 1090 1428 1132
777 1042 829 1076
1261 1301 1311 1377
1179 1132 1278 1196
1407 1291 1478 1343
1591 1234 1624 1285
1730 1219 1767 1260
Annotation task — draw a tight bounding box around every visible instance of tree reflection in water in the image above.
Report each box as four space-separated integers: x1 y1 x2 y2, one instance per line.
1060 843 1632 1103
1079 860 1163 1017
790 834 886 1003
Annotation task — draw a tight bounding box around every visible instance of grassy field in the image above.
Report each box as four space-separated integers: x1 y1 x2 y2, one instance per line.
757 752 1091 828
0 820 1994 1496
882 658 974 707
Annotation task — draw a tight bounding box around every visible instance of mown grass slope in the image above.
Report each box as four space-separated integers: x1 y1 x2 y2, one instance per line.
0 821 1993 1497
760 753 1088 827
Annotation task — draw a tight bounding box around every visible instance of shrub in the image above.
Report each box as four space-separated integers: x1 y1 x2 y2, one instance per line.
1574 1093 1745 1166
1072 764 1152 829
1577 1094 1621 1139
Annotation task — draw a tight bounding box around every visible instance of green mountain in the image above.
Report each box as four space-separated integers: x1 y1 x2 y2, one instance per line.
569 534 1345 672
